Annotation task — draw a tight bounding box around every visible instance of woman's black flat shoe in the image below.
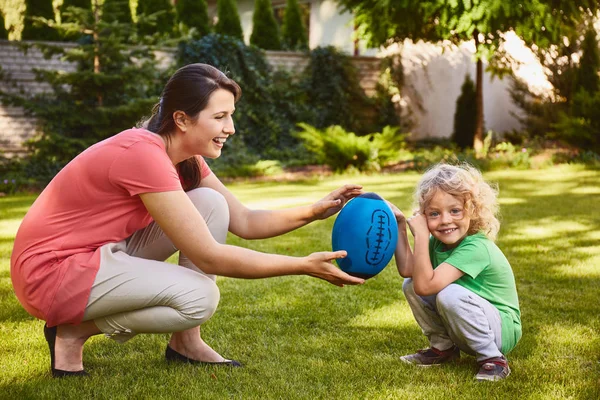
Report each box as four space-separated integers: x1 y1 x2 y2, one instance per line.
165 345 242 367
43 324 89 378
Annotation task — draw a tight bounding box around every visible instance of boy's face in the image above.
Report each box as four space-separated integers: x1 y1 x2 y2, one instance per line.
425 190 471 249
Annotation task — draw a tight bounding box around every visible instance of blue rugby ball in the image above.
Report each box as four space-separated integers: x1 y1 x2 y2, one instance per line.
332 192 398 279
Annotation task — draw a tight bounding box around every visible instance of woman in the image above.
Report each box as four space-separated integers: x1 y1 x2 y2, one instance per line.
10 63 364 378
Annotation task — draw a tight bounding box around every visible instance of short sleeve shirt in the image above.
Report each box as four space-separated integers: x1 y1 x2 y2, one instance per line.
10 128 212 326
430 233 522 353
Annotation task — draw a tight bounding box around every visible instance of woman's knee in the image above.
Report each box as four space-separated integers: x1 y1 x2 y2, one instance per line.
187 188 228 215
178 277 221 323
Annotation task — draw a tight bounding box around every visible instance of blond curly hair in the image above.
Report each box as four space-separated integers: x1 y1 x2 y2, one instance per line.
414 163 500 241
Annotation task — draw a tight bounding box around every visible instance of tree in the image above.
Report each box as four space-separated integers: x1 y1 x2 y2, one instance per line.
281 0 308 50
250 0 281 50
136 0 176 37
0 11 8 39
0 1 164 183
452 74 477 149
175 0 210 37
101 0 132 25
337 0 599 153
574 28 600 95
59 0 92 41
214 0 243 41
60 0 92 22
22 0 60 41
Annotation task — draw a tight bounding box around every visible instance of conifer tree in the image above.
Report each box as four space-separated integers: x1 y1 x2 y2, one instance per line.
250 0 281 50
281 0 307 50
214 0 243 41
574 28 600 95
136 0 176 37
59 0 92 41
102 0 133 25
451 74 477 149
0 11 8 39
175 0 210 37
22 0 60 41
60 0 92 22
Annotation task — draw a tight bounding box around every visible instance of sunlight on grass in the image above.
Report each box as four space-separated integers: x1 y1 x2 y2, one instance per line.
245 196 314 209
514 220 591 239
498 197 526 205
349 303 415 328
0 219 22 236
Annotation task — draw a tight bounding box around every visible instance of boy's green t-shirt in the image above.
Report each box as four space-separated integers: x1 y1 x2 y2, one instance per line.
429 232 522 353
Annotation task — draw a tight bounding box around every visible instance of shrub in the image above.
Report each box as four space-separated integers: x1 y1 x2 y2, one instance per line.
295 123 406 172
214 0 243 41
136 0 176 37
281 0 307 51
451 74 477 149
300 46 372 134
175 0 210 38
250 0 281 50
22 0 60 41
573 29 600 95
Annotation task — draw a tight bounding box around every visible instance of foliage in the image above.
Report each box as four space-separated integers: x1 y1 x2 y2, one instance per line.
295 123 406 172
0 10 9 39
336 0 599 150
300 46 372 134
281 0 307 51
553 89 600 150
0 3 165 186
452 74 477 149
214 0 243 41
136 0 176 37
177 34 313 165
175 0 210 38
101 0 132 25
59 0 91 22
574 28 600 95
21 0 59 41
250 0 281 50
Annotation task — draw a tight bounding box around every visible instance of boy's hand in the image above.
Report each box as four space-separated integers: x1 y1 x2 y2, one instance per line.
407 212 429 238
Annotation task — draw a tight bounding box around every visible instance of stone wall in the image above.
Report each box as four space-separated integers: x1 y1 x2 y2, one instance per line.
0 41 380 156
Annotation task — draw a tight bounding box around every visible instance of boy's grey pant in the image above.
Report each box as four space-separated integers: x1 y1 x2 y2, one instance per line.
402 278 504 362
82 188 228 343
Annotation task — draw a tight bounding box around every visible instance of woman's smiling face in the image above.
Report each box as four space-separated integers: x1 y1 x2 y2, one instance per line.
183 88 236 159
425 189 471 249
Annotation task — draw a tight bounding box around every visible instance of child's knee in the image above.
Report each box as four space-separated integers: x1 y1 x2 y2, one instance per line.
402 278 415 296
436 285 468 315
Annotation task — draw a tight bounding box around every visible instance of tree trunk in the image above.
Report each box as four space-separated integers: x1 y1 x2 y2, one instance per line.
93 0 103 107
473 30 484 154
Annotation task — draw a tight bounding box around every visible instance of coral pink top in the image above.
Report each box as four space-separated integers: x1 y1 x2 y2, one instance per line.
10 128 212 326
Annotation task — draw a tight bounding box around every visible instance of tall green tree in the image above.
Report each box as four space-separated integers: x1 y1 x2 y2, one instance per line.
22 0 60 41
175 0 210 37
452 74 477 149
250 0 281 50
214 0 243 41
281 0 307 50
0 11 8 39
101 0 132 25
136 0 176 37
58 0 92 41
574 28 600 95
60 0 92 22
0 1 164 183
337 0 599 152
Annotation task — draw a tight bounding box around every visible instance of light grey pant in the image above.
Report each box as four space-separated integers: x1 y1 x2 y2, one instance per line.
82 188 229 343
402 278 503 362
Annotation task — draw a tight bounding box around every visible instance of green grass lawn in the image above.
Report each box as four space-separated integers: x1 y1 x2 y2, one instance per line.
1 165 599 399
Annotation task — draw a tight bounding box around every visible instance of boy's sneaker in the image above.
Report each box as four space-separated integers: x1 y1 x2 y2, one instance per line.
475 357 511 381
400 346 460 366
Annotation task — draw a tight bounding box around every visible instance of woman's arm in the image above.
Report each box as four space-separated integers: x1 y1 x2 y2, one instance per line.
200 173 362 239
140 190 364 286
407 213 464 296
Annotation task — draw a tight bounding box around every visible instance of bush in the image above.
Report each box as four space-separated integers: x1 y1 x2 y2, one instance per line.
214 0 243 41
295 123 407 172
281 0 307 51
175 0 210 38
250 0 281 50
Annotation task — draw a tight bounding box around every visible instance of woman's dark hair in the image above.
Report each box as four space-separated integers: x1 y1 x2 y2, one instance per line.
144 63 241 190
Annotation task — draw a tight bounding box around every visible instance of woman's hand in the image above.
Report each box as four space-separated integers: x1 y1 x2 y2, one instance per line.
303 251 365 287
406 212 429 238
311 184 363 220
